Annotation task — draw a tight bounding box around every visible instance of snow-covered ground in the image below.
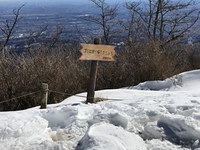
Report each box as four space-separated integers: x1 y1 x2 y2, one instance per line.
1 70 200 150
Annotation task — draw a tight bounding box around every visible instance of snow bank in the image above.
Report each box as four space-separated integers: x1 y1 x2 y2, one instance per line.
172 69 200 91
127 69 200 91
127 79 173 91
158 114 200 145
76 122 146 150
0 69 200 149
0 111 66 150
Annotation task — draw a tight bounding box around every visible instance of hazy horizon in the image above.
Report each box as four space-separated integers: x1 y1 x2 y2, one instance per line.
0 0 122 8
0 0 121 3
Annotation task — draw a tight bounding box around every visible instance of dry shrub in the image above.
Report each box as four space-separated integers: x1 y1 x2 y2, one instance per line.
186 45 200 69
126 41 189 83
96 40 193 89
0 43 89 110
0 40 199 110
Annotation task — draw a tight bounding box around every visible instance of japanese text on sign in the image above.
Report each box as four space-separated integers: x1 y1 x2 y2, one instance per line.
79 44 116 61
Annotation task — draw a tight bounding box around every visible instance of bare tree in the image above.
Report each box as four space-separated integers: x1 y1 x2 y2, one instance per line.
125 0 200 46
0 4 25 52
84 0 119 45
24 25 48 50
123 1 143 47
47 24 64 49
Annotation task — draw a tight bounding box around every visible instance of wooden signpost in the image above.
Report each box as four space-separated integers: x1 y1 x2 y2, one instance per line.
79 38 116 103
80 44 116 61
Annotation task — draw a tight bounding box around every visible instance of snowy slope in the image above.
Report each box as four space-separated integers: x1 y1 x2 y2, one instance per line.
1 70 200 150
126 69 200 91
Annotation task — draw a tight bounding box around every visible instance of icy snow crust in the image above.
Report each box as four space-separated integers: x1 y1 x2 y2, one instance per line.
1 70 200 149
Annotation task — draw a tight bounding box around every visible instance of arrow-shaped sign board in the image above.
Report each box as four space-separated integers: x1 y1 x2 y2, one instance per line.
79 44 116 61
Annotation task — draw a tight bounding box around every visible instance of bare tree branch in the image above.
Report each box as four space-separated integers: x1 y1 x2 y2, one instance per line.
0 4 25 52
125 0 200 46
83 0 119 44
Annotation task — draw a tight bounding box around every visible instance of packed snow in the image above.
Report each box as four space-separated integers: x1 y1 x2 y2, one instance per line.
1 69 200 150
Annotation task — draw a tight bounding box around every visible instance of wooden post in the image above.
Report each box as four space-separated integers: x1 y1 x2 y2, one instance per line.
86 38 101 103
40 83 48 109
